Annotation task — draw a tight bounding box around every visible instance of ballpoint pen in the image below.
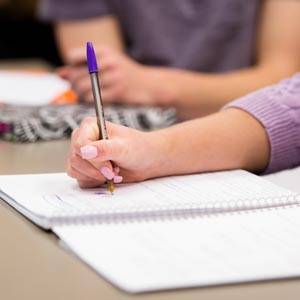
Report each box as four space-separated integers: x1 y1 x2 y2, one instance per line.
86 41 115 194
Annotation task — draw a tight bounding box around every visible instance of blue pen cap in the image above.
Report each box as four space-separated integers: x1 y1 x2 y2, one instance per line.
86 42 99 73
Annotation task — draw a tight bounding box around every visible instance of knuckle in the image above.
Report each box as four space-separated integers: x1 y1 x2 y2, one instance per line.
73 142 82 154
82 116 95 125
84 93 93 103
70 154 79 166
71 128 79 140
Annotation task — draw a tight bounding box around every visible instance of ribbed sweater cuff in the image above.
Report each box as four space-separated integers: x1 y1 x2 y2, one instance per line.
224 86 300 174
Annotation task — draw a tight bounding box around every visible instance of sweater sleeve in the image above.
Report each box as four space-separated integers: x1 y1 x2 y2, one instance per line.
39 0 114 21
224 74 300 174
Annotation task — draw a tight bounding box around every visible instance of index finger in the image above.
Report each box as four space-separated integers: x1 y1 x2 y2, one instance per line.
74 117 100 153
66 47 86 65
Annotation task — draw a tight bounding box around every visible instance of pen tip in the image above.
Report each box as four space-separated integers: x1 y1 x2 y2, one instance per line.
108 181 115 195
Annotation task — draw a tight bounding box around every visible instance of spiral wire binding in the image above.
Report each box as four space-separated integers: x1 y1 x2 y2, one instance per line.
48 193 300 227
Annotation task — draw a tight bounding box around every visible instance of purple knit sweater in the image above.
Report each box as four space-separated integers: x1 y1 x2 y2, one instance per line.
227 74 300 174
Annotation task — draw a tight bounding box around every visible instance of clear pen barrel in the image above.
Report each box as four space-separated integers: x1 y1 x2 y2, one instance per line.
90 72 108 140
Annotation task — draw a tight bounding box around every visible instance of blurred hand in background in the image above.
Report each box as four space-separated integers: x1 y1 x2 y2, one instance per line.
58 45 175 106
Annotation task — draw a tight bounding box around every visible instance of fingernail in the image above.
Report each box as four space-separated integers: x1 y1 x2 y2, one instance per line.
113 175 123 184
80 145 98 159
100 167 115 180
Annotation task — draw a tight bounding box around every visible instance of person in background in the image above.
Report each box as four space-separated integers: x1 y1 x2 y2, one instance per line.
40 0 300 119
0 0 60 65
67 74 300 188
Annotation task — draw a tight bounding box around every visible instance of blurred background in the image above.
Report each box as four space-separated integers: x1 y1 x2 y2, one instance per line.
0 0 61 66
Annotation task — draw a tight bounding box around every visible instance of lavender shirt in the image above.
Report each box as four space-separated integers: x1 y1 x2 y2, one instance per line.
40 0 260 72
227 74 300 174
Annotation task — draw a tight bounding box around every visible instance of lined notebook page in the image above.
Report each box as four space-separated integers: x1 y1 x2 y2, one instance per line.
0 170 296 224
54 206 300 293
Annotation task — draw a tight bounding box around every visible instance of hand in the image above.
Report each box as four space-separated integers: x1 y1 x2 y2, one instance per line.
66 117 170 188
66 108 270 189
59 46 174 105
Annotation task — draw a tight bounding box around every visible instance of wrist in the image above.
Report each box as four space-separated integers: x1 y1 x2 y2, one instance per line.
147 125 194 178
143 67 180 106
144 129 178 178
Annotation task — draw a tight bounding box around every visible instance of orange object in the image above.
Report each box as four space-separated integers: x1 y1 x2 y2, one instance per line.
52 89 78 105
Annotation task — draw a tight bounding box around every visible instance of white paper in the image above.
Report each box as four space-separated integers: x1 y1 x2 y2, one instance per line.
0 71 71 106
0 170 295 225
264 167 300 193
54 206 300 293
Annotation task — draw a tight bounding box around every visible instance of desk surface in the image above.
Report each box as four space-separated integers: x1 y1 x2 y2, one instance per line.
1 140 300 300
1 59 299 299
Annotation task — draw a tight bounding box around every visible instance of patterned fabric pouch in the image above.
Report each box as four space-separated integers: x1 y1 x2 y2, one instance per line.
0 104 177 143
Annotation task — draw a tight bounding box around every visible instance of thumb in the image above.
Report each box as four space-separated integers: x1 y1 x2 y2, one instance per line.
80 139 122 164
74 117 99 153
67 47 86 65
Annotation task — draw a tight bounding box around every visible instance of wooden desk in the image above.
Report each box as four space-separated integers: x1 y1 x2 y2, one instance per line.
1 140 300 300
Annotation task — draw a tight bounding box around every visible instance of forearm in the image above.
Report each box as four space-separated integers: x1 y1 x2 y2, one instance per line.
153 0 300 119
55 16 124 63
152 64 298 119
154 73 300 177
151 109 270 178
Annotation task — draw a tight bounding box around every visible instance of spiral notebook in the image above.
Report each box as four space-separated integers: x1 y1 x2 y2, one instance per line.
0 170 299 229
54 205 300 293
